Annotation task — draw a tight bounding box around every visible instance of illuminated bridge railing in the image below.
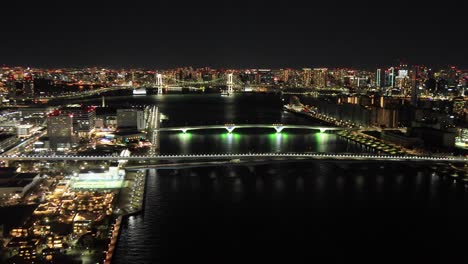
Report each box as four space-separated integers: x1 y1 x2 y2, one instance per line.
156 124 357 133
1 153 466 163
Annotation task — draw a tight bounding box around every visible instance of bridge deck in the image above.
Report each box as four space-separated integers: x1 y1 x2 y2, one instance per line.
1 153 466 163
157 124 351 132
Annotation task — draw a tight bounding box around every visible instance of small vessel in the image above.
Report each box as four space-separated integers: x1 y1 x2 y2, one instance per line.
133 87 147 95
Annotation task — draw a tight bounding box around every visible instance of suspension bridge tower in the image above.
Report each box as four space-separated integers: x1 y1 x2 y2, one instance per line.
155 73 163 94
227 73 233 94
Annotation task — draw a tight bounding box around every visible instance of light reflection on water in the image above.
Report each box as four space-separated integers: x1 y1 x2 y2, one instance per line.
162 130 359 155
115 162 467 264
109 94 468 264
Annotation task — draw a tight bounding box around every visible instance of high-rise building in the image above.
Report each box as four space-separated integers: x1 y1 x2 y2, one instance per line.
385 67 395 88
302 68 311 87
22 80 34 97
257 69 273 84
6 75 16 98
61 106 96 137
376 69 382 88
313 68 328 88
280 69 290 83
22 70 34 97
47 113 74 150
117 109 145 131
411 66 419 106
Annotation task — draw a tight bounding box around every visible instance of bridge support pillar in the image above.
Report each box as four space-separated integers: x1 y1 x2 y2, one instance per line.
319 128 326 133
156 73 163 95
227 73 233 94
226 126 236 133
274 126 284 133
181 129 188 134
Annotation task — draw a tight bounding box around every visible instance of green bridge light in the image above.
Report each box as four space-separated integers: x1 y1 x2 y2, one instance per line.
179 132 192 139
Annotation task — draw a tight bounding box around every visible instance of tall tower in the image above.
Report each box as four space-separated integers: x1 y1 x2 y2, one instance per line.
389 67 395 88
48 114 74 150
376 69 381 88
302 68 311 87
102 96 106 107
22 68 34 97
313 68 328 88
156 74 163 94
281 69 290 83
411 66 419 106
227 73 233 94
23 79 34 97
7 74 16 98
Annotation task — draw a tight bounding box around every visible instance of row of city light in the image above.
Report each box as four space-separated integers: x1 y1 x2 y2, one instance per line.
1 153 465 161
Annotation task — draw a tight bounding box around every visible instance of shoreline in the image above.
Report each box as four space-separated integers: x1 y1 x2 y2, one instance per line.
284 106 409 154
106 169 148 263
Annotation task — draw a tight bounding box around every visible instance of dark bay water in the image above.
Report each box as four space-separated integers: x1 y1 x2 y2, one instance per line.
73 93 322 126
92 94 468 264
114 163 467 264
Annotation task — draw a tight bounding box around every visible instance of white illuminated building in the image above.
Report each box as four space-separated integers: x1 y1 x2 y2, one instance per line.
76 166 125 181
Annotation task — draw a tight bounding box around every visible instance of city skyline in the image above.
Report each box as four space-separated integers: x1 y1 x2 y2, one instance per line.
0 1 467 263
1 64 467 71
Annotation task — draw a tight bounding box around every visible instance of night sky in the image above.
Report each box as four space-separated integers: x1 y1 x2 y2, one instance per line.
1 1 467 69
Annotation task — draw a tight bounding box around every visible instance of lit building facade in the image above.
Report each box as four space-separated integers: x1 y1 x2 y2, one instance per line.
47 114 74 150
117 109 145 131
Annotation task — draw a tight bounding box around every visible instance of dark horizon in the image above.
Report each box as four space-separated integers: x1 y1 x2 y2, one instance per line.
1 64 466 72
1 1 467 69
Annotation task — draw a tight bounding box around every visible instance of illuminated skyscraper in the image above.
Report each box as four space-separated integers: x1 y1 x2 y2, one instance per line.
22 69 34 97
61 106 96 137
47 113 74 150
280 69 290 83
376 69 382 88
385 67 395 88
411 66 419 106
313 68 328 88
302 68 311 87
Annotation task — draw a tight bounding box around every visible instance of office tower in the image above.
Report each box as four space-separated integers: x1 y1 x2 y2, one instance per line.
281 69 290 83
22 69 34 97
117 109 145 131
385 67 395 88
376 69 382 88
411 66 419 106
22 79 34 97
6 75 16 98
313 68 328 88
47 114 74 150
61 106 96 137
302 68 311 87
